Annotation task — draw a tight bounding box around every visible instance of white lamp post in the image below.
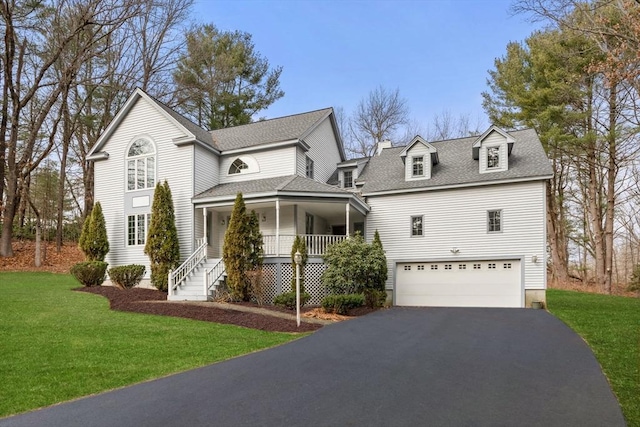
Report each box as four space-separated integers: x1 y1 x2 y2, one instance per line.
294 250 302 327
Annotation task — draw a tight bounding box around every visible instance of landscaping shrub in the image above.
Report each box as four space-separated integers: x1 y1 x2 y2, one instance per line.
274 290 311 310
222 193 263 301
363 288 387 308
144 181 180 291
322 231 388 298
108 265 146 289
70 261 108 287
321 293 364 315
78 202 109 261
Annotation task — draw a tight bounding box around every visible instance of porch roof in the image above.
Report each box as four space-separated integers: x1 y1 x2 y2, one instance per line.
192 175 370 212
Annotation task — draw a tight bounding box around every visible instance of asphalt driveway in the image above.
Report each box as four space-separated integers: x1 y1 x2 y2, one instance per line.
0 308 625 427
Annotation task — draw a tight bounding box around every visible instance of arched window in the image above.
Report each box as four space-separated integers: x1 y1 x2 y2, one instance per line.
227 156 259 175
229 158 249 174
127 138 155 190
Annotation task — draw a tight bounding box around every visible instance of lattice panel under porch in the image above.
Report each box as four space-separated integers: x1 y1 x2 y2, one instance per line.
260 263 279 305
260 260 328 306
303 262 328 305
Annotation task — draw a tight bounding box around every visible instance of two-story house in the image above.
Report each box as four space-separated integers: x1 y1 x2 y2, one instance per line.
88 89 553 307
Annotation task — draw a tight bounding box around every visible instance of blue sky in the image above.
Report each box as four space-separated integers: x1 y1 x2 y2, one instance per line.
192 0 541 131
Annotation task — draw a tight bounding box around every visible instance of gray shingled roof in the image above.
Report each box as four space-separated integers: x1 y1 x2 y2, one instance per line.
358 129 553 194
209 108 333 151
193 175 353 201
150 95 216 147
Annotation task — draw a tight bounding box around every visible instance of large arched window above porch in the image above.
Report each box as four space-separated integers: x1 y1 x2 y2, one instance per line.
228 156 259 175
127 137 156 191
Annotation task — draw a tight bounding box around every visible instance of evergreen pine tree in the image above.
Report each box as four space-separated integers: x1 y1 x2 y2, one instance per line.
223 193 251 300
246 210 264 271
78 202 109 261
144 181 180 291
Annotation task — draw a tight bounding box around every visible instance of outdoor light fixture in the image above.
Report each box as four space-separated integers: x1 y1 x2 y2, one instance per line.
532 255 538 263
294 251 302 328
220 219 226 226
261 214 267 222
450 247 460 254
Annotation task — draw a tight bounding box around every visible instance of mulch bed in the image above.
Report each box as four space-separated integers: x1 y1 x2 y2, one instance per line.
75 286 324 333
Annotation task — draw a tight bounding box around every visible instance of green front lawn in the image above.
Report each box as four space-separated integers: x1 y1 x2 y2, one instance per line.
547 289 640 426
0 272 299 418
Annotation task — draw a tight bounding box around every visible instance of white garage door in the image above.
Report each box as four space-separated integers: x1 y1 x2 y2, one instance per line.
395 260 522 307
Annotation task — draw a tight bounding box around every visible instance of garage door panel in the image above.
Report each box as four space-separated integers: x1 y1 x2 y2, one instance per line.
396 261 522 308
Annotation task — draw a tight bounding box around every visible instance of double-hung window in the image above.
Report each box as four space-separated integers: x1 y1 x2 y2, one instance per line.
412 156 424 177
127 138 155 191
306 156 314 179
488 209 502 233
487 146 500 169
344 170 353 188
411 215 423 237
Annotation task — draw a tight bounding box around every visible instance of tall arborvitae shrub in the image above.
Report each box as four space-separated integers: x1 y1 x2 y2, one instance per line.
144 181 180 291
223 193 251 301
371 230 388 291
78 202 109 261
246 210 264 271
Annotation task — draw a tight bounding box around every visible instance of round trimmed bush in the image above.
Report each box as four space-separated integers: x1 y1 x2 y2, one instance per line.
70 261 108 287
108 265 146 289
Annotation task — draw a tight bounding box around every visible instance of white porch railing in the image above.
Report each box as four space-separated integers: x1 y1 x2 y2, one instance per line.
263 234 347 256
168 237 207 296
204 258 226 296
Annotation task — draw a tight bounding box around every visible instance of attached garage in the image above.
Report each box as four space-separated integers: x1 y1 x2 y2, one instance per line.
395 260 522 308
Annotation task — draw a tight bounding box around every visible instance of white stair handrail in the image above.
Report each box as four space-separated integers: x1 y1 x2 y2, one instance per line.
169 238 207 296
204 258 226 296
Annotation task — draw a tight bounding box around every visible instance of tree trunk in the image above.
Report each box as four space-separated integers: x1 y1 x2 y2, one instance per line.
604 81 617 294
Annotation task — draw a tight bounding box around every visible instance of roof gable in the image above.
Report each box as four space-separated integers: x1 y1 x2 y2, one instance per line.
87 88 214 159
209 108 340 154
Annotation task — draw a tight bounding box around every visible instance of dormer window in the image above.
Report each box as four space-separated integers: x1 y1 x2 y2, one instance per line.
487 147 500 169
412 156 424 177
344 170 353 188
400 136 438 181
229 158 248 174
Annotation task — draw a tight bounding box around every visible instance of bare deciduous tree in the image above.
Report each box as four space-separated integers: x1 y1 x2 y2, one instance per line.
347 86 409 158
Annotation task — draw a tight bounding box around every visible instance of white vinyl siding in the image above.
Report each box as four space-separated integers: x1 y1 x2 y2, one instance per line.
302 117 342 183
365 181 546 291
94 96 195 275
296 147 307 177
404 143 432 180
194 144 219 195
219 146 296 183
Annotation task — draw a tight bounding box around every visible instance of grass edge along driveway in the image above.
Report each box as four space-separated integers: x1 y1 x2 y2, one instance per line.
0 272 301 418
547 289 640 427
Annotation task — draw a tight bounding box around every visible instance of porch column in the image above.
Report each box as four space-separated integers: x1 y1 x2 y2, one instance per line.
345 202 350 236
203 207 207 244
276 199 280 256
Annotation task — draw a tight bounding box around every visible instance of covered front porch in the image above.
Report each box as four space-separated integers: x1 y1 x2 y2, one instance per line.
195 197 368 258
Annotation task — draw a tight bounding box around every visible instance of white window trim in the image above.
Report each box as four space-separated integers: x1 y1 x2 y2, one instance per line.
125 137 156 192
227 155 259 175
343 170 354 188
306 156 314 179
487 209 502 233
487 146 500 169
410 215 424 237
127 213 151 246
412 156 424 177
